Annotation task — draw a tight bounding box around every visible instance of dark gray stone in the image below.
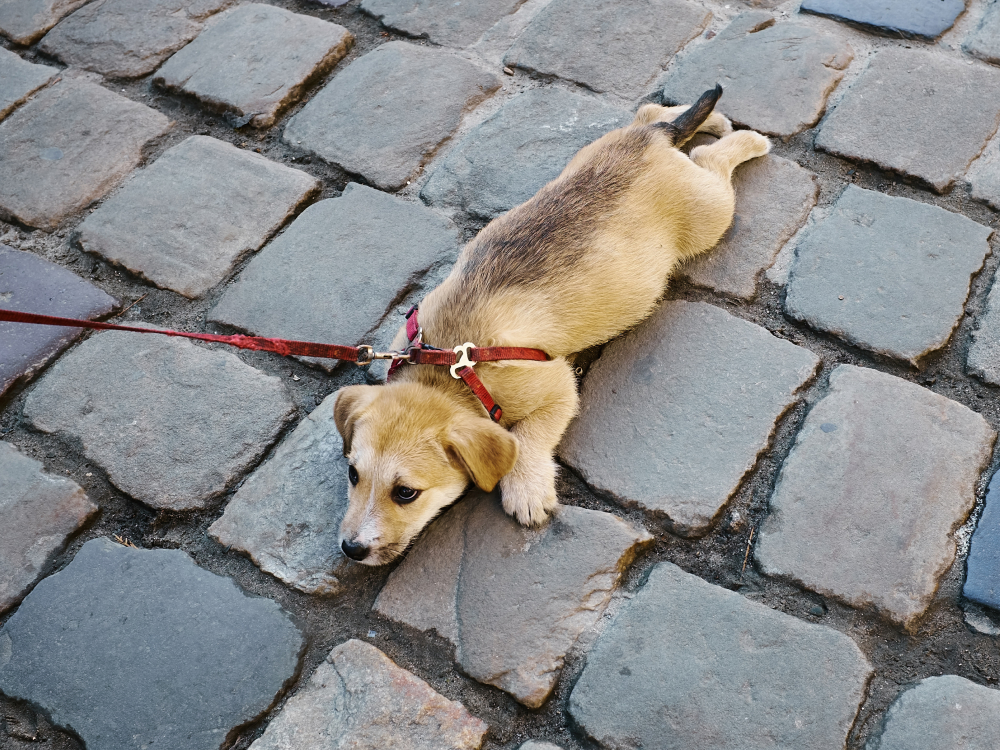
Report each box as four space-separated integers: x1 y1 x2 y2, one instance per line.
802 0 966 40
77 136 319 298
965 1 1000 66
816 48 1000 193
0 441 97 615
659 12 853 137
503 0 710 98
756 365 995 631
569 562 873 749
0 0 88 44
39 0 233 78
361 0 522 47
785 185 992 365
421 87 630 220
374 491 651 708
0 47 57 121
283 41 499 190
964 472 1000 610
0 537 303 750
0 78 172 230
0 245 117 398
209 183 460 371
969 271 1000 385
560 301 819 536
153 4 353 128
968 136 1000 211
867 676 1000 750
249 639 487 750
23 330 296 511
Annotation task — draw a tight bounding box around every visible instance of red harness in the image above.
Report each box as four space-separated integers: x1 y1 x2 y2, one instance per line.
0 306 548 423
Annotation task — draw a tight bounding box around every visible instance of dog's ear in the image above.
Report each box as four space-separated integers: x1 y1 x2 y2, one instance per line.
446 415 518 492
333 385 379 455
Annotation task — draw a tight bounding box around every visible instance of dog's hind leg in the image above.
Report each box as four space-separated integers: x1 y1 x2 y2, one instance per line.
689 129 771 181
633 86 732 143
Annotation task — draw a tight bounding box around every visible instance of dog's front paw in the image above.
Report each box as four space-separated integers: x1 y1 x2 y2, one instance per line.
500 458 559 527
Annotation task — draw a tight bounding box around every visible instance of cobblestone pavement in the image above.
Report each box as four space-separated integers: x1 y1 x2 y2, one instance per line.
2 1 1000 748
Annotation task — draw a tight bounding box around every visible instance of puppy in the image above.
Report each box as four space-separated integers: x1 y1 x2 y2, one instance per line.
335 86 770 565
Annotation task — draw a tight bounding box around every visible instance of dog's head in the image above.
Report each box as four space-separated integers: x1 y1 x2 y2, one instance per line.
332 382 518 565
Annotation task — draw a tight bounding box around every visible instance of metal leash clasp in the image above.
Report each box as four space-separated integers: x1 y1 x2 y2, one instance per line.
450 342 476 379
355 345 406 367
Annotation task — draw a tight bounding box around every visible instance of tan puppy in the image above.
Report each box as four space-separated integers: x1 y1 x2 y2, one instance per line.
335 86 770 565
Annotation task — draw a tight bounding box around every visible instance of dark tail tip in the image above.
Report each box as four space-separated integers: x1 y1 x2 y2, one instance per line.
667 84 723 144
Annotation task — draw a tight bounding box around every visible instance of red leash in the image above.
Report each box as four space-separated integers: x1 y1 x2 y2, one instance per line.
0 307 548 423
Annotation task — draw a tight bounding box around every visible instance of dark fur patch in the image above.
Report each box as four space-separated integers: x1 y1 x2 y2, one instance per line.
654 84 722 145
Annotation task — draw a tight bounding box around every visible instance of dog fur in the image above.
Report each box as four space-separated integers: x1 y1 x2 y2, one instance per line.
334 87 770 565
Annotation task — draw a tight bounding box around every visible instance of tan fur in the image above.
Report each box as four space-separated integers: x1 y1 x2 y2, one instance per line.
335 97 770 564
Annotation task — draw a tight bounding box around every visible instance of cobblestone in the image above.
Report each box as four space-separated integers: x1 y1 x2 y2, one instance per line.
374 491 651 708
659 12 853 137
965 1 1000 66
0 0 88 44
284 41 500 190
569 562 873 749
785 185 993 365
815 47 1000 193
0 78 171 230
968 137 1000 211
801 0 967 40
153 4 353 128
77 135 319 298
361 0 522 47
969 272 1000 385
561 301 818 536
519 743 563 750
0 47 57 121
503 0 710 98
964 472 1000 611
756 365 996 631
0 537 303 750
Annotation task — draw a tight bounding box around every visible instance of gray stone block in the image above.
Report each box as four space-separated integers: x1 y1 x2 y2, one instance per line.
374 491 651 708
0 78 171 230
816 47 1000 193
659 12 853 137
153 4 353 128
23 330 297 511
0 0 88 44
968 272 1000 386
209 183 460 371
0 244 117 398
569 562 873 750
866 675 1000 750
0 537 303 750
560 301 819 536
250 639 487 750
39 0 233 78
77 136 319 298
284 41 499 190
756 365 996 631
0 47 57 121
965 1 1000 66
519 743 563 750
682 154 818 299
802 0 966 41
421 87 630 220
0 441 97 615
785 185 992 365
968 136 1000 211
503 0 710 98
361 0 522 47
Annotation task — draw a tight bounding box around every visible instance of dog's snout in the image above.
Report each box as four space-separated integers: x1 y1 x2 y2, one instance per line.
341 539 370 561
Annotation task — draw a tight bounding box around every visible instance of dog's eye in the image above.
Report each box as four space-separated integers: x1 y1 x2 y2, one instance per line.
348 465 359 486
392 486 421 505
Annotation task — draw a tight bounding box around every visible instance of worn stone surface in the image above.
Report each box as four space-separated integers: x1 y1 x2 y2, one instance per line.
785 185 992 365
153 4 353 128
0 47 57 121
284 41 499 190
421 87 630 220
39 0 232 78
0 0 87 44
250 639 487 750
0 441 97 615
756 365 996 631
816 48 1000 193
374 491 651 708
519 743 563 750
361 0 522 47
969 272 1000 385
569 562 873 749
968 136 1000 211
560 301 819 536
504 0 710 98
867 675 1000 750
801 0 966 40
965 1 1000 66
659 13 853 137
23 331 296 511
0 78 171 230
0 245 117 398
0 537 303 750
964 472 1000 611
209 392 355 596
209 183 460 371
682 154 818 299
77 136 319 298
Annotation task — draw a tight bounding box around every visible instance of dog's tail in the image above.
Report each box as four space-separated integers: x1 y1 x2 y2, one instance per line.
656 84 723 145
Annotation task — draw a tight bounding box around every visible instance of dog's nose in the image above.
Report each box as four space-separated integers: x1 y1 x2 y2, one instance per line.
341 539 369 561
